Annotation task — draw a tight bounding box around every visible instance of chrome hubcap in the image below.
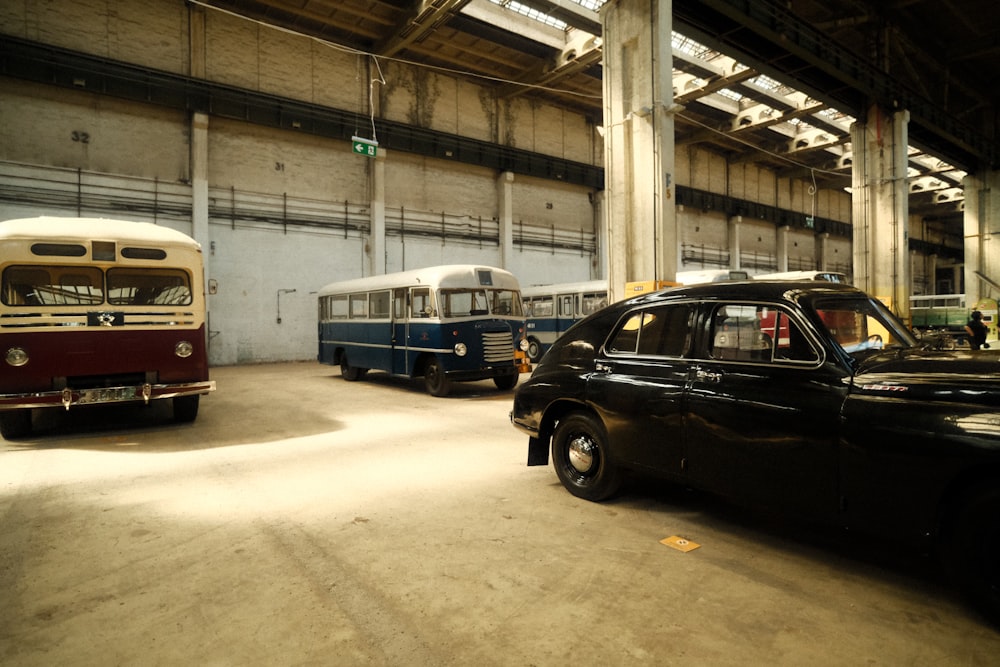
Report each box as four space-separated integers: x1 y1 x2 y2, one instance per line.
567 435 595 474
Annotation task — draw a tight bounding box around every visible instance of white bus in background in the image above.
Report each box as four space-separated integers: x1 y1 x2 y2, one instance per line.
675 269 750 285
523 270 751 362
753 270 849 283
524 269 849 363
521 269 749 363
522 280 609 362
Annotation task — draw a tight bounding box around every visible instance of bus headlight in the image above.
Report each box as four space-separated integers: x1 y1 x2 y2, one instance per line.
5 347 29 367
519 338 530 351
454 342 468 357
174 341 194 358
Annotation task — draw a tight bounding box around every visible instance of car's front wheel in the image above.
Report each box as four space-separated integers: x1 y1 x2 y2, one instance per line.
945 483 1000 625
551 411 621 501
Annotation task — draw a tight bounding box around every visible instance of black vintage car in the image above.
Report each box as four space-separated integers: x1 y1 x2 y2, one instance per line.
511 280 1000 622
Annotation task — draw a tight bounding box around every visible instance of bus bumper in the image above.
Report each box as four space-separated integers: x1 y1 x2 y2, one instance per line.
514 350 532 374
0 380 216 411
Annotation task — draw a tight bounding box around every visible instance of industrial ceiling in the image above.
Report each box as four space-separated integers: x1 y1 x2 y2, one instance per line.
197 0 999 234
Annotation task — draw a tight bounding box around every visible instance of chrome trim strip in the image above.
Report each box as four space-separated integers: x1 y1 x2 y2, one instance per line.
0 380 216 410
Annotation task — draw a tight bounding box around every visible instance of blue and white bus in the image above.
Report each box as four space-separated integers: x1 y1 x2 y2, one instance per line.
522 280 609 362
317 265 530 396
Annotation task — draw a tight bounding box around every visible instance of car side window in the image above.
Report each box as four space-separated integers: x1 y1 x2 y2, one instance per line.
770 311 820 363
709 303 819 364
607 304 693 357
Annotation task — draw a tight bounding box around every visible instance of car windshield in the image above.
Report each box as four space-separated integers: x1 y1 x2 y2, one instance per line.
812 296 918 360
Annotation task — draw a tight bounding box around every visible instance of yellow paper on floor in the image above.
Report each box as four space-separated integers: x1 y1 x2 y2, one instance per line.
660 535 701 552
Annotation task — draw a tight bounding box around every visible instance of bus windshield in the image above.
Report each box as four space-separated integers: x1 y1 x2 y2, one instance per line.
2 264 192 307
439 288 523 318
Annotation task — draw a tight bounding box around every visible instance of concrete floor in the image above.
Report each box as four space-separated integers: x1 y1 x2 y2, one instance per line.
1 361 998 666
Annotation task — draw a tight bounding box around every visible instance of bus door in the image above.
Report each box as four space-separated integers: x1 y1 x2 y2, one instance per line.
404 286 434 375
392 288 408 374
557 293 577 335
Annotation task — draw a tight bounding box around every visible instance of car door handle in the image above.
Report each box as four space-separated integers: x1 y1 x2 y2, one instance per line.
696 369 721 383
595 362 612 373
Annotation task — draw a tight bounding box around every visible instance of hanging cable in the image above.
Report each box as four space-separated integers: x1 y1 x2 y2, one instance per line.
369 55 386 143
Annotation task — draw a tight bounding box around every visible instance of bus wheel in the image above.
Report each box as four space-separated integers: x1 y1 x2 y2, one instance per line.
527 338 542 363
173 395 200 423
494 373 518 391
340 355 366 381
0 409 32 440
424 357 451 397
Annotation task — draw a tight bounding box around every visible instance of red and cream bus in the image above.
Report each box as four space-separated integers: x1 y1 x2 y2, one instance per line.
0 217 215 439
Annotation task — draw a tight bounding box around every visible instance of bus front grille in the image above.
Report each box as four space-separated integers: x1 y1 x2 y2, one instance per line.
481 331 513 362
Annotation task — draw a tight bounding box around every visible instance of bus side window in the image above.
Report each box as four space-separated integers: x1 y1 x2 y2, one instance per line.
370 290 390 319
559 295 575 317
411 287 432 317
393 289 406 319
350 293 367 319
533 297 553 317
329 295 348 319
582 293 606 316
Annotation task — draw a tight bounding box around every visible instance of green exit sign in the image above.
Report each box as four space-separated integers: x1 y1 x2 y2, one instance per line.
352 136 378 157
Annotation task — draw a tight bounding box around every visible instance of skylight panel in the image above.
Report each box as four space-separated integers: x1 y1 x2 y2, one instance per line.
489 0 568 30
672 32 718 59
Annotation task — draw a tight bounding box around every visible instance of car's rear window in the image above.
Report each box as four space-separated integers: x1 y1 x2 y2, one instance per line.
608 304 693 357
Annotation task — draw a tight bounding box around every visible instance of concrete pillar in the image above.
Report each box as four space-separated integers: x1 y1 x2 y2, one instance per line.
816 232 830 273
188 2 209 253
190 111 210 349
369 149 386 276
776 225 790 272
963 171 999 308
190 112 210 265
497 171 515 270
601 0 676 302
850 105 911 319
925 254 937 294
188 6 210 347
728 215 742 270
591 190 607 280
189 4 206 79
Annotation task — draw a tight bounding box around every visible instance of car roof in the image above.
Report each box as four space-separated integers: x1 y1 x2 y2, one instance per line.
624 279 864 307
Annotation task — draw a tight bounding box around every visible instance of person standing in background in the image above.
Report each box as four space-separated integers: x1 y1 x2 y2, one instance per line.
964 310 989 350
